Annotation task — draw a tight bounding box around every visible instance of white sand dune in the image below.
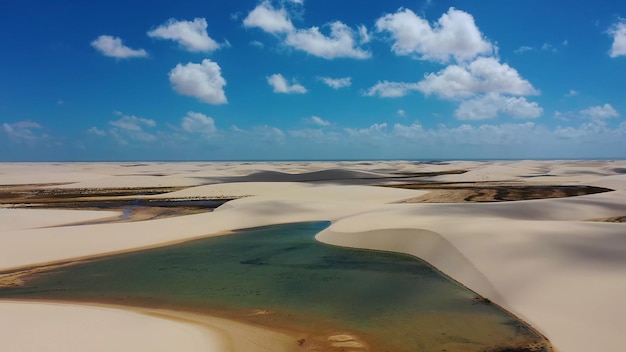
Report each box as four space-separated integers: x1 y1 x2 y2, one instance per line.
1 160 626 352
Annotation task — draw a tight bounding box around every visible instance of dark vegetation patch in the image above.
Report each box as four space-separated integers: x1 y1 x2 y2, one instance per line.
588 215 626 223
0 186 183 205
0 185 231 223
385 183 612 202
611 168 626 174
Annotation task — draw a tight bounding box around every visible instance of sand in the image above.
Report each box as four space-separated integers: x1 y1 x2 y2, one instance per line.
0 301 227 352
2 160 626 352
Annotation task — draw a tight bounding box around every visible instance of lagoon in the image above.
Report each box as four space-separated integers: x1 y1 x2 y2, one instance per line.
0 222 547 351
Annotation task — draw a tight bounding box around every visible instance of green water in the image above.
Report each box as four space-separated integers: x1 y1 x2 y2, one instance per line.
0 222 546 351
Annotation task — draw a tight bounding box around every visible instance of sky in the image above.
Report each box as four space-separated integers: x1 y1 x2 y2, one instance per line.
2 0 626 161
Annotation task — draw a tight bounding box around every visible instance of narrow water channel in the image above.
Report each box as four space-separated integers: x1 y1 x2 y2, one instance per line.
0 222 547 351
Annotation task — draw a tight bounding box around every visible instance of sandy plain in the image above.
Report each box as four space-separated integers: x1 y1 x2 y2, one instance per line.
1 160 626 352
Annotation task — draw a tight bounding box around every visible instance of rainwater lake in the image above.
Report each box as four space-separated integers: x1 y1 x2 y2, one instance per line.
0 221 547 351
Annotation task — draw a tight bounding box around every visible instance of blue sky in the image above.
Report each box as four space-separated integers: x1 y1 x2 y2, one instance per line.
2 0 626 161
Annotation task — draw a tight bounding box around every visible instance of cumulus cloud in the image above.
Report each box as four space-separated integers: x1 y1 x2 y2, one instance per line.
364 81 420 98
254 125 286 143
91 35 147 58
243 1 294 34
288 128 327 143
365 58 536 100
169 59 227 104
417 57 539 99
318 76 351 89
375 7 493 63
180 112 217 135
267 73 307 94
304 116 331 126
455 93 543 120
285 21 371 59
342 123 392 148
565 89 579 97
107 112 157 143
243 2 369 60
358 25 371 44
87 127 106 136
580 104 619 120
110 114 156 131
397 109 406 117
608 20 626 58
1 121 44 142
147 18 221 52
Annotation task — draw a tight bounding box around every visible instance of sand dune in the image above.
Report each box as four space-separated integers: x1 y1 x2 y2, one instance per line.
2 160 626 352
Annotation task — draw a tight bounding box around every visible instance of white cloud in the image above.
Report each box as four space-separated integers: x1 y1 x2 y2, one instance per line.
580 104 619 120
147 18 221 52
364 81 420 98
109 114 156 131
87 127 106 136
417 57 539 99
515 46 534 54
541 43 556 52
304 116 330 126
1 121 44 142
392 122 426 139
243 2 368 60
254 125 285 143
345 123 388 137
107 113 157 143
180 112 217 135
392 121 542 146
288 128 326 142
375 7 493 63
318 76 351 89
608 20 626 58
267 73 307 94
357 25 371 44
243 1 294 34
455 93 543 120
565 89 579 97
285 21 371 59
91 35 147 59
169 59 227 104
397 109 406 117
250 40 264 48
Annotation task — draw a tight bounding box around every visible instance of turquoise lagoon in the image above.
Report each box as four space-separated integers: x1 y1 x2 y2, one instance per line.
0 222 547 351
